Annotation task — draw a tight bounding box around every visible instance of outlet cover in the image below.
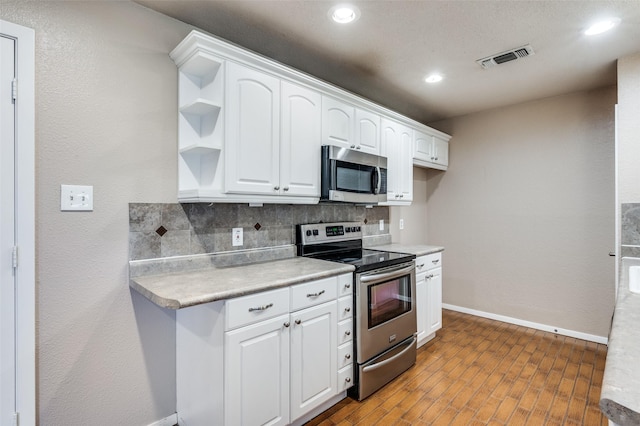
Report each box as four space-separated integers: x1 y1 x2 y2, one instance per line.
379 219 384 231
60 185 93 211
232 227 243 246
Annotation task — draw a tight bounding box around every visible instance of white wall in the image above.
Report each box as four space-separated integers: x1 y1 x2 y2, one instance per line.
399 87 617 338
2 2 191 423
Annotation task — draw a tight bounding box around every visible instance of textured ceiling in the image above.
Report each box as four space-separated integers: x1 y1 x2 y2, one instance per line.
135 0 640 124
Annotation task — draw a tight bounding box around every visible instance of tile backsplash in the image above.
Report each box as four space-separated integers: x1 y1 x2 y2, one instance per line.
622 203 640 258
129 203 390 261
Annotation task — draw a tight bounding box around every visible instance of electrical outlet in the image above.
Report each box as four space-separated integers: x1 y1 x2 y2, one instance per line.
399 219 404 230
379 219 384 231
60 185 93 211
232 227 243 246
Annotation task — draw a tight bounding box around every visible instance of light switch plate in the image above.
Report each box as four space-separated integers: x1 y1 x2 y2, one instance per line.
60 185 93 211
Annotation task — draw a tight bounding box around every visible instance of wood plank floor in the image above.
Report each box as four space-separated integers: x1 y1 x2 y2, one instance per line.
306 309 608 425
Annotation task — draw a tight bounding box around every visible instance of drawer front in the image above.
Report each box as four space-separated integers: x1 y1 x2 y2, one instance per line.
225 287 290 331
291 276 337 311
338 342 353 369
337 318 353 345
416 252 442 273
337 296 353 321
337 364 354 391
337 273 354 297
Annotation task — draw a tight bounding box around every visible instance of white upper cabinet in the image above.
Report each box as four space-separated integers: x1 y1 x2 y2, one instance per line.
322 96 380 155
381 118 413 205
413 129 450 170
225 62 281 195
280 81 321 197
322 96 355 150
355 108 381 155
171 30 451 203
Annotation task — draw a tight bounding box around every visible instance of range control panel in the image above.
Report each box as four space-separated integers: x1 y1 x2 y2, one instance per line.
296 221 363 245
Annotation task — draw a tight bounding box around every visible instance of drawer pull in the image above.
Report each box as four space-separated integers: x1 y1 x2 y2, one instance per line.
427 274 434 279
248 303 273 312
432 259 440 264
417 264 425 269
307 290 325 298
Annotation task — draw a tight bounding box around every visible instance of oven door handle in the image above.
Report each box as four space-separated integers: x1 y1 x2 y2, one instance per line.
359 264 415 284
362 335 417 373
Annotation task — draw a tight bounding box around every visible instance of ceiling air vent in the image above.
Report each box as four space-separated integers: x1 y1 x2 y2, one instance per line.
476 44 535 69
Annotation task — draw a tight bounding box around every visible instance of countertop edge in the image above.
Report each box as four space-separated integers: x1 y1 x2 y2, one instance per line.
129 258 355 309
600 257 640 425
370 244 445 257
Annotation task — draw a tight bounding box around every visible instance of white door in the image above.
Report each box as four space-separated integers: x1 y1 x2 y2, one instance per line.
0 33 16 426
427 268 443 334
355 108 380 155
225 62 281 195
321 96 354 149
280 81 321 197
225 314 290 426
290 301 337 421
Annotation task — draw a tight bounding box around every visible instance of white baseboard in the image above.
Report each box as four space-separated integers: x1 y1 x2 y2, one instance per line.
148 413 177 426
442 303 608 345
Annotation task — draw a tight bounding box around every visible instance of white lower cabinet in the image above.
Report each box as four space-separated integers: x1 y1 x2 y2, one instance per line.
177 273 353 426
415 252 443 348
290 301 337 420
225 314 291 426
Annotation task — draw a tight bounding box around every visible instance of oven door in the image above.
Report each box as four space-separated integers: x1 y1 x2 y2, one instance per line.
355 262 416 363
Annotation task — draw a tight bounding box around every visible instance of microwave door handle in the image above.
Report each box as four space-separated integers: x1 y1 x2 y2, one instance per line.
373 166 381 194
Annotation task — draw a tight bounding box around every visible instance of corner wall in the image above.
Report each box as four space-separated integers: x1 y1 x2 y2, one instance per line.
416 87 617 338
2 2 191 424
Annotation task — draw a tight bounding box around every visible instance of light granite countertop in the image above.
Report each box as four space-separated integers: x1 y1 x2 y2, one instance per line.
370 243 444 257
600 257 640 425
130 256 354 309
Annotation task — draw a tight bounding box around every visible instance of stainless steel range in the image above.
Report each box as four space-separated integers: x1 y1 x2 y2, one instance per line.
296 221 417 400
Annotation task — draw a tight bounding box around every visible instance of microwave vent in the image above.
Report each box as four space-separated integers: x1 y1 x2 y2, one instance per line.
476 44 535 69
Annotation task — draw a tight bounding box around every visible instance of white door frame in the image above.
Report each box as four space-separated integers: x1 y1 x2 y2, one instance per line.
0 19 35 426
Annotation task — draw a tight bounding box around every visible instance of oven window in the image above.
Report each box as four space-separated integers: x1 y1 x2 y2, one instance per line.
368 275 411 328
336 161 374 193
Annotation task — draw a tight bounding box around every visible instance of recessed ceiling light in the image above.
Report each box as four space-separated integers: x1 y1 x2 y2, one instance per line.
329 4 361 24
585 17 621 36
425 74 443 84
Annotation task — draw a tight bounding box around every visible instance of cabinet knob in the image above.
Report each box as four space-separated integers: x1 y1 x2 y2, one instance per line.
399 194 403 198
350 145 356 149
295 319 301 325
344 283 351 289
284 321 290 328
283 187 289 191
435 157 439 161
344 307 351 313
432 259 439 264
345 330 351 336
345 377 351 383
274 186 280 191
356 146 361 150
418 264 425 269
345 354 351 359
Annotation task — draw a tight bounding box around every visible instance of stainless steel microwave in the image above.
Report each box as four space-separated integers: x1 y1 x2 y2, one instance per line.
320 145 387 204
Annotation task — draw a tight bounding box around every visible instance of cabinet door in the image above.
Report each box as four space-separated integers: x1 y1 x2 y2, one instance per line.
322 96 354 149
432 136 449 168
427 268 443 335
355 108 380 155
280 81 321 197
290 301 337 422
413 130 434 162
225 62 281 195
381 118 413 203
225 314 290 426
415 272 427 347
